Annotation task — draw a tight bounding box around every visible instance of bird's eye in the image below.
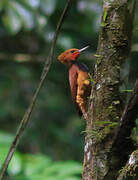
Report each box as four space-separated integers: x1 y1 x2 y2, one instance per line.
71 50 75 53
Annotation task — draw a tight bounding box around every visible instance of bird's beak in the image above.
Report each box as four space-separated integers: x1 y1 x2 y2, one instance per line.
78 46 89 53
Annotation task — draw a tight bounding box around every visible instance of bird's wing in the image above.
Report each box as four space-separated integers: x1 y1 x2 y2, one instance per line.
69 65 78 103
69 65 82 116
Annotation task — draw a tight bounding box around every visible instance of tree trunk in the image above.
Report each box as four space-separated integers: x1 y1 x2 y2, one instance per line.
117 150 138 180
82 0 136 180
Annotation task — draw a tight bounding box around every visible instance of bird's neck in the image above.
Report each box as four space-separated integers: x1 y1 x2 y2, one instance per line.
70 61 81 68
70 60 78 66
67 60 77 67
70 61 89 72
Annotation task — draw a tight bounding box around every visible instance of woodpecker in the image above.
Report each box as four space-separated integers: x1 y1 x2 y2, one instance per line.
58 46 91 118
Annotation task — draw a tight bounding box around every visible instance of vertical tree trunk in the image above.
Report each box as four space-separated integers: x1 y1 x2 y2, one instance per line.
82 0 136 179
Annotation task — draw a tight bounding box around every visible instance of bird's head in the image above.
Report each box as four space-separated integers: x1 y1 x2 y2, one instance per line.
58 46 89 66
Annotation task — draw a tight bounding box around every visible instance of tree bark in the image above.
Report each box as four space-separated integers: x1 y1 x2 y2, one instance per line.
82 0 136 180
113 79 138 156
117 150 138 180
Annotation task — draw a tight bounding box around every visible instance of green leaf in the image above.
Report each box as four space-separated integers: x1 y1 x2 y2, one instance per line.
121 89 133 92
94 54 101 58
103 10 108 22
100 22 108 27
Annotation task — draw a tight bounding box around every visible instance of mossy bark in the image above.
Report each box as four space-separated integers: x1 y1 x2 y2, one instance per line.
82 0 136 180
117 150 138 180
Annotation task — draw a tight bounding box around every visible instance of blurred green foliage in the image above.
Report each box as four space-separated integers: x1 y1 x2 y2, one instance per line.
0 0 101 161
0 131 82 180
0 0 137 178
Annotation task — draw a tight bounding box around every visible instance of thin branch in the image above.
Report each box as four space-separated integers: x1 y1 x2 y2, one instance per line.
0 0 74 179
